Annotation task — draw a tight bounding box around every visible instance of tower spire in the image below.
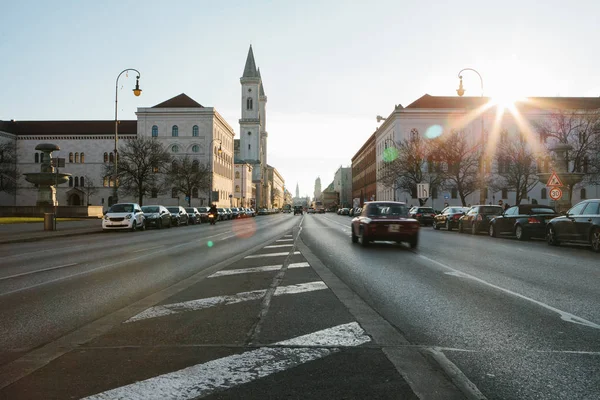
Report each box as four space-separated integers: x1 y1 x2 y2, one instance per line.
242 45 259 78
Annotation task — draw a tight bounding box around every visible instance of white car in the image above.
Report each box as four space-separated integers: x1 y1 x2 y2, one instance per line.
102 203 146 231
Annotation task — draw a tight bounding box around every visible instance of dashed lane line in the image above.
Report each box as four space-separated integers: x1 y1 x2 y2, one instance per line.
82 322 370 400
207 262 310 278
264 244 294 248
125 281 327 323
276 239 294 242
245 251 301 258
0 263 78 281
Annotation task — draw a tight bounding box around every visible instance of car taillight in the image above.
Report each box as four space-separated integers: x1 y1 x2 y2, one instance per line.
453 214 461 220
417 213 422 217
528 217 540 224
476 215 482 221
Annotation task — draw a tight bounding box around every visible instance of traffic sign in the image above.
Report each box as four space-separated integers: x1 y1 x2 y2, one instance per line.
549 187 562 201
546 171 563 187
417 183 429 200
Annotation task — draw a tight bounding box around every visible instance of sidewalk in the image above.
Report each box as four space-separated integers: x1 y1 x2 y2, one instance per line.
0 219 102 245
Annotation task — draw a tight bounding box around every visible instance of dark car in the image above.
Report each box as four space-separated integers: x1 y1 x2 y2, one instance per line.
489 204 557 240
458 205 503 234
141 205 172 229
166 206 190 226
230 208 240 219
294 206 303 215
197 207 210 223
409 207 436 226
351 201 420 248
433 206 470 231
185 207 202 225
546 199 600 252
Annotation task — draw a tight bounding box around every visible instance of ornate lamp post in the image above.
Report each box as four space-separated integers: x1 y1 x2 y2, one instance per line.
456 68 486 204
208 139 222 205
113 68 142 205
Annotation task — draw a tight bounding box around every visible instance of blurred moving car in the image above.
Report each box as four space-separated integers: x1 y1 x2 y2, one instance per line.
433 206 469 231
458 205 503 234
166 206 190 226
185 207 202 224
307 208 316 214
102 203 146 232
141 205 172 229
294 206 303 215
489 204 557 240
409 207 436 226
351 201 419 248
546 199 600 252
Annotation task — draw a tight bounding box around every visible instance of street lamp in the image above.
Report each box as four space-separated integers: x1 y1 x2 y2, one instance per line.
208 139 222 205
114 68 142 205
456 68 486 204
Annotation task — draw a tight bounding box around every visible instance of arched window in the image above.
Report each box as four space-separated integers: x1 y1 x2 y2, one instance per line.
35 153 39 163
109 153 114 163
103 176 109 187
69 152 73 163
193 125 199 137
74 177 79 187
74 153 79 163
541 188 547 199
104 152 108 163
235 185 240 192
247 97 253 110
192 160 199 172
171 188 178 198
581 188 587 200
192 145 199 152
151 188 158 198
40 153 45 163
235 171 240 179
80 153 85 163
172 125 178 137
152 125 158 137
69 177 73 187
107 196 113 206
172 145 179 153
80 176 85 187
192 187 199 198
248 144 251 150
410 128 419 141
109 177 114 187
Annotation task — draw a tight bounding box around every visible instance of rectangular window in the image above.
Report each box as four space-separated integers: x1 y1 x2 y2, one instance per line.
451 188 457 199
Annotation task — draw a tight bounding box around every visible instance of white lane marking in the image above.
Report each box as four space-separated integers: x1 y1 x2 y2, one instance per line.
207 262 310 278
264 244 294 248
132 247 159 253
220 234 237 241
284 235 293 237
126 281 326 323
276 239 294 242
245 251 300 258
323 216 352 230
82 322 370 400
421 254 600 330
0 263 78 281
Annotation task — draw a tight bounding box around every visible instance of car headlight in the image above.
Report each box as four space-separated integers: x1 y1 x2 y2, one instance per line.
103 215 109 221
126 214 133 220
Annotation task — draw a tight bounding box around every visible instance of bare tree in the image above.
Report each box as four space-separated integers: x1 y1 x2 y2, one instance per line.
103 137 172 205
432 129 482 206
491 131 539 205
81 175 99 205
167 156 211 207
0 140 18 195
534 110 600 200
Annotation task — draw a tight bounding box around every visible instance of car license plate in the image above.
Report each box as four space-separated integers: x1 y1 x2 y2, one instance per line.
388 224 400 232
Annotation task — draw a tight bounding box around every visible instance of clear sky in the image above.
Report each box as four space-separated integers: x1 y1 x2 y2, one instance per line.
2 0 599 199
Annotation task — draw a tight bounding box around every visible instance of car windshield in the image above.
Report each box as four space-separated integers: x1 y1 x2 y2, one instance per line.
480 206 503 215
109 204 133 213
141 206 159 213
528 207 556 214
367 204 409 217
449 208 467 213
198 207 208 212
185 208 194 213
166 207 179 213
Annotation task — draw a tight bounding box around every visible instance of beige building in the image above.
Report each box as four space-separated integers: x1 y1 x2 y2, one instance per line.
267 165 284 208
234 162 254 207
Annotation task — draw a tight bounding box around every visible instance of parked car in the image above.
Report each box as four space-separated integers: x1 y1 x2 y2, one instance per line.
230 207 241 219
458 205 503 234
166 206 189 226
433 207 470 231
409 207 436 226
258 208 268 215
238 208 247 218
141 205 172 229
217 208 227 220
546 199 600 252
307 208 316 214
224 208 233 220
185 207 202 224
351 201 419 248
197 207 210 223
102 203 145 232
489 204 557 240
245 208 256 217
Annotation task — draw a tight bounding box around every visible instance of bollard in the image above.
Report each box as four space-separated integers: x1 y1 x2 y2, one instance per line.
44 213 55 231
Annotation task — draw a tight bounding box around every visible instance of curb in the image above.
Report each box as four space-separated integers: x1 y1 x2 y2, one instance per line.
0 229 101 245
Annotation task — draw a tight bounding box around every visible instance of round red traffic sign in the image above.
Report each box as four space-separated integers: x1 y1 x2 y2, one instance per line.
549 187 562 201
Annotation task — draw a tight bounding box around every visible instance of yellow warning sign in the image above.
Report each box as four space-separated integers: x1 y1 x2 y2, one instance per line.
546 171 563 187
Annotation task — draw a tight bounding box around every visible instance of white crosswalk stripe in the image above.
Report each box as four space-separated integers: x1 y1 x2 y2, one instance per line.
208 262 310 278
276 239 294 242
82 322 370 400
126 281 327 323
264 244 294 248
245 251 300 258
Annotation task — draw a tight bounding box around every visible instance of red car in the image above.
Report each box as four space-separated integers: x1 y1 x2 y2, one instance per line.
351 201 420 248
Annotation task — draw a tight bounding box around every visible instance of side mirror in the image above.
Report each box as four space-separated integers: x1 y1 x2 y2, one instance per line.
103 210 107 215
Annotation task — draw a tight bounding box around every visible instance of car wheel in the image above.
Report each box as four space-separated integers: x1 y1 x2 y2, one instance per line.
471 223 477 235
351 227 358 243
409 235 418 249
590 228 600 253
185 218 189 226
458 222 463 233
157 219 163 229
515 225 527 241
140 220 146 231
489 224 496 238
433 221 440 230
446 220 452 231
130 221 137 232
547 226 560 246
359 227 369 247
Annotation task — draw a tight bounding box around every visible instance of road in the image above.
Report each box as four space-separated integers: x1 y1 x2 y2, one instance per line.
0 212 599 399
301 213 600 400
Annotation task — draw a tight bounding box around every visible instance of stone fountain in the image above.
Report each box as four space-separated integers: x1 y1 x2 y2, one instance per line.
537 143 585 212
24 143 71 206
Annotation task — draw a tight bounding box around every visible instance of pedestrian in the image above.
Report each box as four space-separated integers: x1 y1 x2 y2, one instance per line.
498 200 504 208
